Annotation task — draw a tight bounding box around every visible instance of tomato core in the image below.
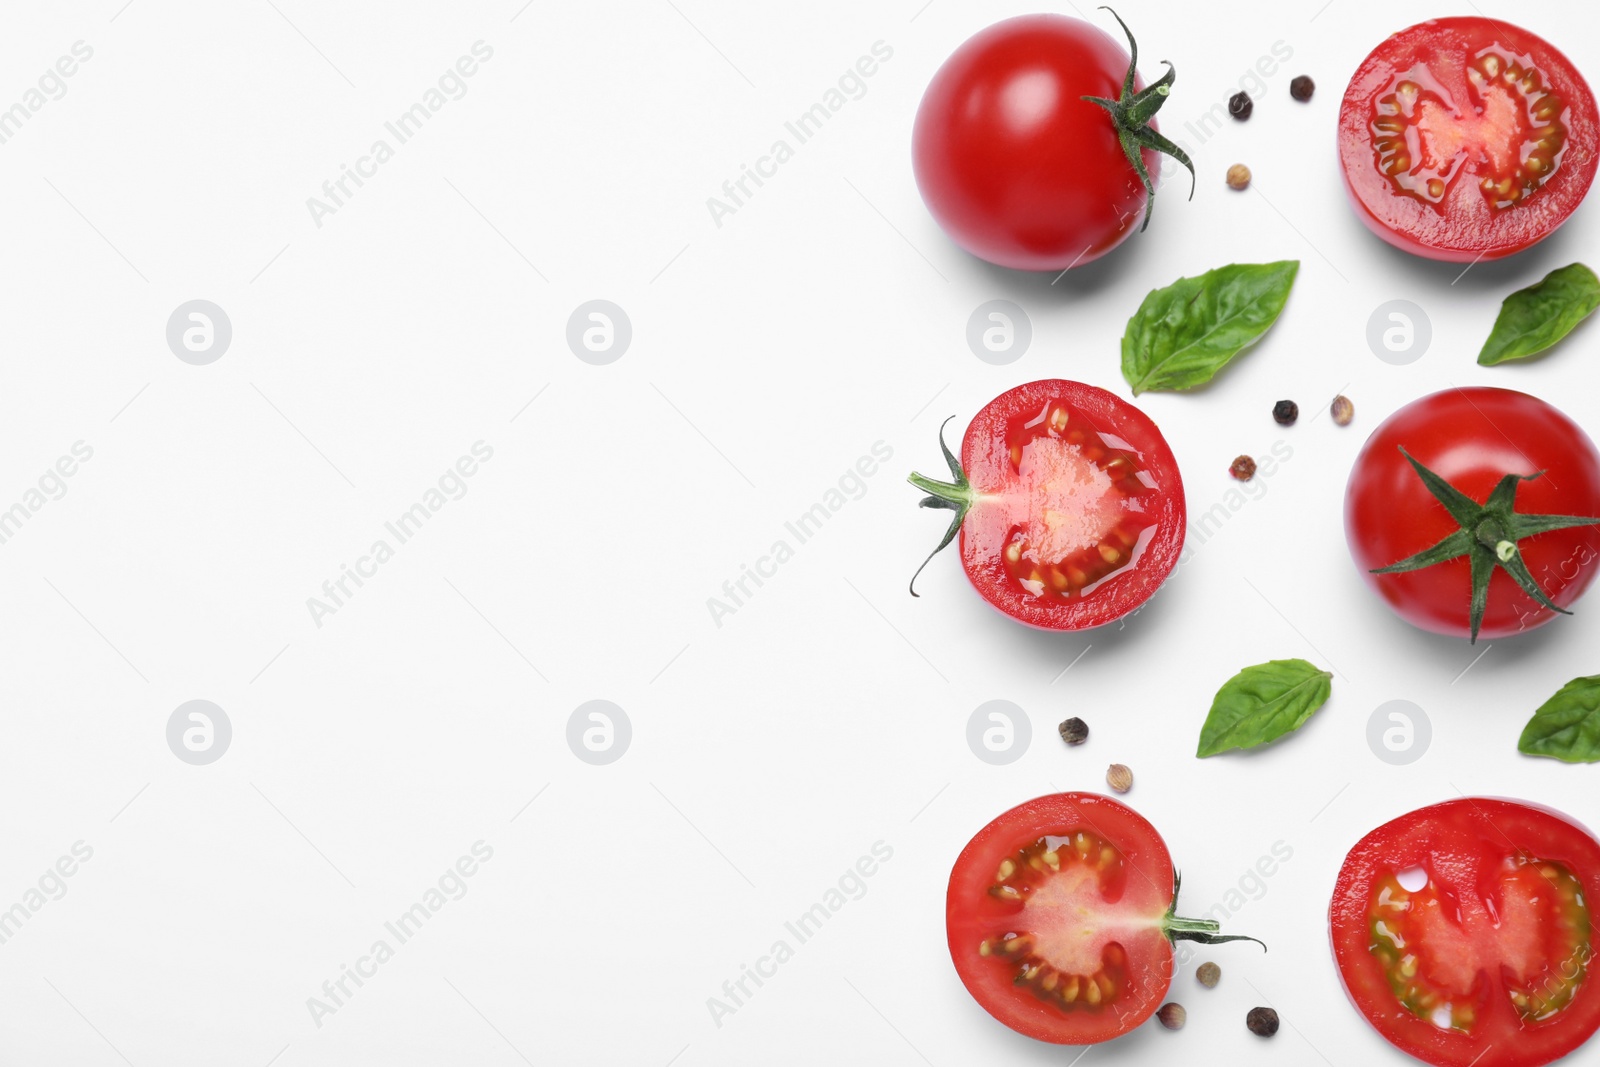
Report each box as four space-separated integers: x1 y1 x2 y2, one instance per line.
978 832 1135 1012
1370 50 1570 210
979 396 1158 603
1368 859 1591 1033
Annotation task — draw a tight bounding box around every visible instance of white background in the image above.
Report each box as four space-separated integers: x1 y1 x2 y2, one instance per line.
2 0 1600 1064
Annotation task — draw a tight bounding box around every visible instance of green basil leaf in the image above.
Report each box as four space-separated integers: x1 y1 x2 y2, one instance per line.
1197 658 1333 758
1518 675 1600 762
1478 262 1600 366
1121 261 1299 395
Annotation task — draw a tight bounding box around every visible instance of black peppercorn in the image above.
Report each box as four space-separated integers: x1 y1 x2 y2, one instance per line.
1058 717 1089 745
1229 91 1253 120
1290 75 1315 102
1273 400 1299 426
1247 1006 1280 1037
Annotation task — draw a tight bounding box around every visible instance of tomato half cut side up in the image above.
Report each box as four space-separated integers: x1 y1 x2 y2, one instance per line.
908 381 1185 630
948 793 1262 1045
1331 798 1600 1067
1338 17 1599 261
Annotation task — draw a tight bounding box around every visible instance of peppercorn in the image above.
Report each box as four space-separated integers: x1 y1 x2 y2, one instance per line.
1229 91 1253 120
1230 455 1257 481
1196 961 1221 988
1290 75 1315 102
1058 717 1089 745
1156 1003 1186 1030
1247 1006 1280 1037
1226 163 1251 190
1331 395 1354 426
1106 763 1133 793
1273 400 1299 426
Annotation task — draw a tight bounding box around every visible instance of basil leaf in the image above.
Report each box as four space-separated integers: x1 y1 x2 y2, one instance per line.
1121 261 1299 395
1518 675 1600 762
1478 262 1600 366
1197 658 1333 758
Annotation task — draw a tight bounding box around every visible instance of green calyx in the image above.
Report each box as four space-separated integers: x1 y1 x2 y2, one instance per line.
1164 873 1266 950
1371 447 1600 642
906 416 975 597
1080 7 1195 233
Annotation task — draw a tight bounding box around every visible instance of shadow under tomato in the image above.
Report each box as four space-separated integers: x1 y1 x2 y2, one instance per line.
962 558 1187 669
958 220 1162 304
1356 211 1583 295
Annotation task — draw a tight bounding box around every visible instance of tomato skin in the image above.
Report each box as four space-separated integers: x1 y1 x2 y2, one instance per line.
1330 798 1600 1067
913 15 1160 270
957 380 1185 631
1344 388 1600 639
947 793 1175 1044
1337 18 1598 261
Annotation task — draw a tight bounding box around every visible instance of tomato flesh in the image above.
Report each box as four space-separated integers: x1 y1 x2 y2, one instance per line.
956 381 1184 630
1331 798 1600 1067
947 793 1176 1044
1338 18 1598 260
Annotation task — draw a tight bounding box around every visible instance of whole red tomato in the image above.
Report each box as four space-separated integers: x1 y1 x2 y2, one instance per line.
913 12 1192 271
1345 387 1600 640
1338 17 1598 261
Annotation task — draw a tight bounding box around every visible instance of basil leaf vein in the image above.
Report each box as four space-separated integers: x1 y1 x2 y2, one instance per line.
1197 658 1333 758
1518 675 1600 762
1121 260 1299 394
1479 262 1600 366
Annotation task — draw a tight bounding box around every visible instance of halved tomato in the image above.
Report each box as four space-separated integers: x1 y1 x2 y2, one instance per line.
1338 17 1598 260
1331 798 1600 1067
947 793 1260 1044
908 381 1185 630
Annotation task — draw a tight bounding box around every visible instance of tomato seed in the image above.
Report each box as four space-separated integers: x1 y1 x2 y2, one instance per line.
1157 1003 1187 1030
1196 961 1220 988
1230 455 1257 481
1246 1006 1280 1037
1290 75 1315 102
1106 764 1133 793
1273 400 1299 426
1229 91 1252 120
1226 163 1251 190
1331 395 1354 426
1058 717 1089 745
